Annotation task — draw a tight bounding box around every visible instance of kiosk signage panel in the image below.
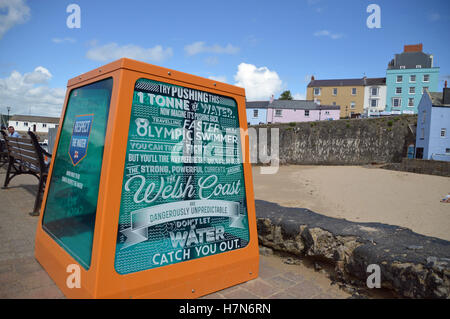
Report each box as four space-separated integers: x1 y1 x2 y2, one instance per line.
115 78 250 274
34 59 258 299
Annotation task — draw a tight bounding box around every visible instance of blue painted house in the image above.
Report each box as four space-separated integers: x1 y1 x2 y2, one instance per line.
245 101 269 125
415 87 450 161
386 44 440 115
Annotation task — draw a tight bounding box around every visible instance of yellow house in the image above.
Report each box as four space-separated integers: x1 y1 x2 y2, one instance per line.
306 76 365 118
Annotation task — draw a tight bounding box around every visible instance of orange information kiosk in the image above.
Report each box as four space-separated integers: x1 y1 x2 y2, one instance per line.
34 58 259 298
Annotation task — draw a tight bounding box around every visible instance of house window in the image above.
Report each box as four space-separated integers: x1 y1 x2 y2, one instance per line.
409 87 415 94
441 128 447 137
370 99 378 107
420 128 424 139
332 102 336 106
316 100 321 105
396 75 403 83
305 110 310 117
24 122 28 127
371 87 378 96
253 109 258 117
416 65 422 69
392 98 402 107
350 102 356 109
446 148 450 154
410 75 416 82
422 87 429 93
351 88 357 95
333 88 337 95
42 123 47 128
423 74 430 82
275 109 282 117
313 88 321 96
422 111 426 124
396 87 402 94
15 121 18 126
325 111 330 115
408 98 414 107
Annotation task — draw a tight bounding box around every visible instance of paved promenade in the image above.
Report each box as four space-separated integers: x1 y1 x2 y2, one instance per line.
0 168 349 299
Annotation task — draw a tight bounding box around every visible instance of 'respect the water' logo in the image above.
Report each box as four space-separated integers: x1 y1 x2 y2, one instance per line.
69 114 94 166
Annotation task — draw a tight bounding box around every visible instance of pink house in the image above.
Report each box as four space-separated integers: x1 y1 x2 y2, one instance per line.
266 100 340 124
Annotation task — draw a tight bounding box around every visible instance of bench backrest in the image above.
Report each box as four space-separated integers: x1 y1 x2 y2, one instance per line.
0 130 47 174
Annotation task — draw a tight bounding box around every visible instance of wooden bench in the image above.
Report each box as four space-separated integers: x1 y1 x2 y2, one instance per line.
1 130 52 216
0 136 8 168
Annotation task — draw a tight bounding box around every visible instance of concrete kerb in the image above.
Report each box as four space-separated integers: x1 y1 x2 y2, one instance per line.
255 200 450 299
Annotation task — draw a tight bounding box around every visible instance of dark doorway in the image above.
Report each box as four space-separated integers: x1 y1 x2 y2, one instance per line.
415 147 424 159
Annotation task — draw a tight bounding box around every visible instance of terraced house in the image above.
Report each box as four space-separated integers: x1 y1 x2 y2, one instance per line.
385 44 440 115
306 76 366 118
246 100 340 125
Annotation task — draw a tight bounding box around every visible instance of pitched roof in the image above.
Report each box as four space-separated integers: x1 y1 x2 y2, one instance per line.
246 99 340 110
9 115 60 124
364 77 386 86
308 78 364 87
428 91 450 107
245 101 270 109
270 99 317 110
307 77 386 88
388 51 433 69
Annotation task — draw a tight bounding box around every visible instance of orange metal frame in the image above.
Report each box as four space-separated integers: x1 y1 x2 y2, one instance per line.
34 58 259 298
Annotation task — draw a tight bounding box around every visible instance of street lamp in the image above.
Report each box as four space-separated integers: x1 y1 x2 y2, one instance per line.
6 106 11 125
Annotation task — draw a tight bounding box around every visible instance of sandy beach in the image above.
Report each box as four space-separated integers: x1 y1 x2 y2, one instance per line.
252 165 450 241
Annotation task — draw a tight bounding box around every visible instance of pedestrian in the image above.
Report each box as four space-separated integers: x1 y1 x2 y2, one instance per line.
8 126 20 138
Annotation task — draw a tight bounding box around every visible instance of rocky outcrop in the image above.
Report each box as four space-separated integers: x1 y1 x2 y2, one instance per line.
256 200 450 299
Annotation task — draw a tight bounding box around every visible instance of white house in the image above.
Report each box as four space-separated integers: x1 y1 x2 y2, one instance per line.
8 115 60 133
363 77 387 117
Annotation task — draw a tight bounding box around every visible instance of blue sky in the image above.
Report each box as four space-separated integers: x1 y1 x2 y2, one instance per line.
0 0 449 116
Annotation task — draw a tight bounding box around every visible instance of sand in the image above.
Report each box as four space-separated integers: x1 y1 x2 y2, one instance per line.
251 165 450 241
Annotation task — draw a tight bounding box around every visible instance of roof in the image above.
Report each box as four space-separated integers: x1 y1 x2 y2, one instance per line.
245 101 270 109
308 78 364 87
307 77 386 88
428 91 450 107
9 115 60 124
270 99 317 110
246 99 340 110
364 77 386 86
388 51 433 69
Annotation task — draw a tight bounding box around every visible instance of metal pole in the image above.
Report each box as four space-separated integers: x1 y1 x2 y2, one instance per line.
6 106 10 126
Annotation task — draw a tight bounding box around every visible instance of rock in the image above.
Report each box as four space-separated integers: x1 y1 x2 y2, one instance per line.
283 257 295 265
255 202 450 299
407 245 423 250
314 262 323 271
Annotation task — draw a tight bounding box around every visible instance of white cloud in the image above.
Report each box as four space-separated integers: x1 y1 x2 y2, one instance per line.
0 0 30 39
52 37 76 44
234 63 283 101
0 67 65 117
293 92 306 100
23 66 52 84
428 13 440 21
208 75 227 83
86 42 173 63
185 41 240 56
313 30 344 40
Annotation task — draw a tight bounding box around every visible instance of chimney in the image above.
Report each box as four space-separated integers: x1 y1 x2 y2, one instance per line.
311 75 315 81
443 85 450 105
404 43 423 53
